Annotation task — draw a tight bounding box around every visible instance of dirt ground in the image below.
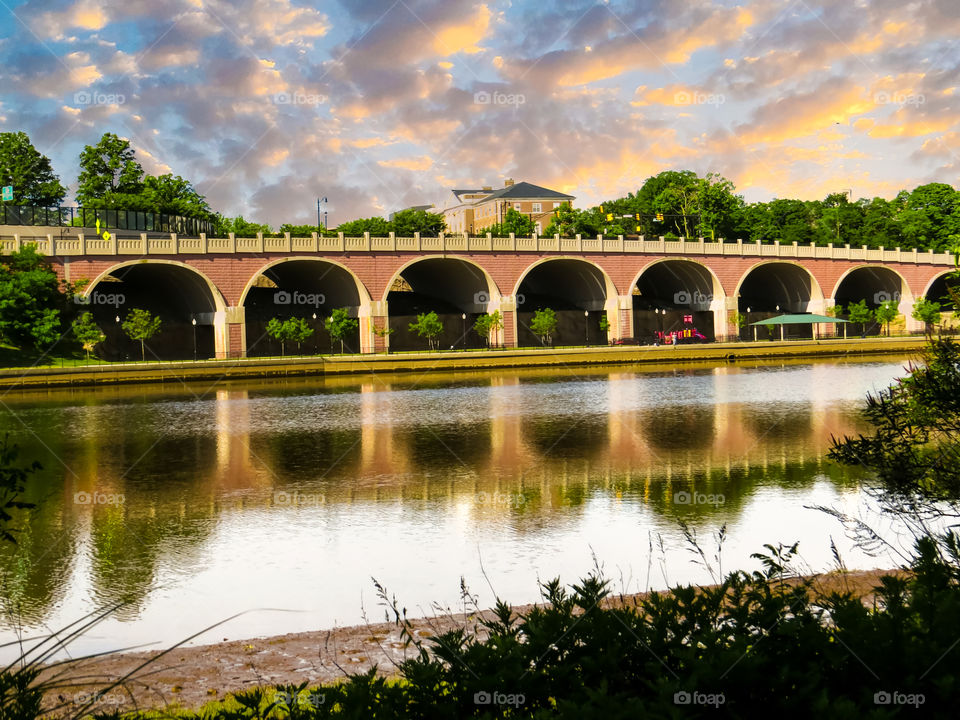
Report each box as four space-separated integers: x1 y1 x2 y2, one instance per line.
40 569 898 715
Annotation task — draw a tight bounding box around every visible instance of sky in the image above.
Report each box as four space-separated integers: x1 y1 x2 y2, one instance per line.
0 0 958 227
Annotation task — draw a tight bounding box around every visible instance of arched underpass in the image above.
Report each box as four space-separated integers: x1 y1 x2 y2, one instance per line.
85 263 221 361
926 272 958 311
243 260 363 356
386 258 494 352
633 260 720 344
738 263 822 340
515 259 612 347
833 266 905 337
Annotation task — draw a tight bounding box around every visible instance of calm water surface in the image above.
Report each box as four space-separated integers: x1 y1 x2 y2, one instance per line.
0 357 914 658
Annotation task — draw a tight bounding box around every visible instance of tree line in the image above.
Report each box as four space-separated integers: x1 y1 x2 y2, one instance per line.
2 132 958 249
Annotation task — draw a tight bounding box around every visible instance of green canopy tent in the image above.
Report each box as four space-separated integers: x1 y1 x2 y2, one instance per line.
749 313 849 341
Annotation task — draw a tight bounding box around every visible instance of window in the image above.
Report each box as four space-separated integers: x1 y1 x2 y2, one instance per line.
532 203 541 212
513 203 522 211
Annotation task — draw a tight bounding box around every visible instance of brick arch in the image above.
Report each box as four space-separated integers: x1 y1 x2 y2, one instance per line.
830 264 914 301
733 260 826 305
628 257 727 303
84 259 228 313
380 255 503 304
237 256 374 309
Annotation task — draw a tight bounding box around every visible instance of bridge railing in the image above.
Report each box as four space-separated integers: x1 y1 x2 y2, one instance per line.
0 231 955 266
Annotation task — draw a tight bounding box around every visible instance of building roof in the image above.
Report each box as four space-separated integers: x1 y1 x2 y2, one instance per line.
480 181 574 202
750 313 849 325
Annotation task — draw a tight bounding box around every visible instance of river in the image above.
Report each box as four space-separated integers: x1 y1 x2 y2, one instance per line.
0 355 914 659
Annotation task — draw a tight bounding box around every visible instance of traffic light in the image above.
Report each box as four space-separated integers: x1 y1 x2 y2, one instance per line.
606 213 613 221
635 213 640 221
635 225 641 232
655 213 664 222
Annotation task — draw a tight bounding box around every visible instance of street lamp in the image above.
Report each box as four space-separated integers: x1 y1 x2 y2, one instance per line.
312 313 318 354
584 310 589 345
461 313 467 349
191 317 197 360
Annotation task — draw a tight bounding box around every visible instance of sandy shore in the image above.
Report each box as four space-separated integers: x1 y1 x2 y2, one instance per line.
41 569 897 714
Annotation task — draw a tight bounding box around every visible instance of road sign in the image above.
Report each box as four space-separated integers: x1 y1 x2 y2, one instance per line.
1 186 12 202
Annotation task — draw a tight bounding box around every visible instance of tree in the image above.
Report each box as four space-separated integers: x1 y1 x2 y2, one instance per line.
598 313 610 335
542 203 580 237
830 338 960 509
730 311 748 341
372 324 395 353
391 209 446 236
266 317 289 356
409 311 443 350
897 183 960 252
324 308 358 353
473 310 503 347
0 131 67 206
76 133 145 206
0 437 40 544
214 215 272 237
0 246 66 350
287 317 314 353
121 308 162 361
72 312 105 360
336 216 392 236
142 174 212 218
847 299 874 336
875 300 900 337
912 297 942 336
488 207 535 237
530 308 558 346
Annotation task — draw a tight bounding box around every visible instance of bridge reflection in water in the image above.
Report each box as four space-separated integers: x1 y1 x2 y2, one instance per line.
0 358 898 649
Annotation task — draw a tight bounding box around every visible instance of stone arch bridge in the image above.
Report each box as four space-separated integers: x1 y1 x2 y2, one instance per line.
3 230 955 359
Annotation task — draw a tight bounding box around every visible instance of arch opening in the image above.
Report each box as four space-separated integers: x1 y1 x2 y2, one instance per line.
387 258 495 352
243 260 362 356
632 260 719 344
86 263 221 361
515 259 610 347
926 272 958 311
737 263 822 340
833 266 905 337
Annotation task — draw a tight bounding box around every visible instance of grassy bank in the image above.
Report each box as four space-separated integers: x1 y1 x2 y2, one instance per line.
0 336 928 390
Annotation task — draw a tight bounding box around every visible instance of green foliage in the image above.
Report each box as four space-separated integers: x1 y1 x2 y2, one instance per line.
266 317 314 355
875 299 900 336
72 312 105 360
0 131 66 206
121 308 162 361
472 310 503 347
214 215 273 237
530 308 558 346
730 311 747 337
141 174 212 218
488 207 536 237
391 208 446 236
0 246 66 350
832 337 960 502
31 533 960 718
336 216 392 236
76 133 145 205
0 436 39 544
846 299 874 335
598 313 610 333
408 311 443 350
323 308 358 354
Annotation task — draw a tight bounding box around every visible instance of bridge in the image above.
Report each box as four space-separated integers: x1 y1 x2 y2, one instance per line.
2 228 955 359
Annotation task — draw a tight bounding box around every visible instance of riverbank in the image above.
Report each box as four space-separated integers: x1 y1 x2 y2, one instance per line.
0 336 927 390
42 569 897 714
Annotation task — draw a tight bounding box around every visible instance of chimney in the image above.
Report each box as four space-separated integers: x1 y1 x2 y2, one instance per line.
504 178 514 187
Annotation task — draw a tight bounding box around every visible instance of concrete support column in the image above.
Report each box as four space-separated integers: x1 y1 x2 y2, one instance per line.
364 300 388 354
900 293 922 333
720 297 739 342
220 306 246 358
616 295 633 341
499 295 518 348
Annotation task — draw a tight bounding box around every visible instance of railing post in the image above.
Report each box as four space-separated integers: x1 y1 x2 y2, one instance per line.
438 231 445 250
311 232 319 252
414 232 420 250
78 233 86 254
338 232 345 251
13 234 20 251
228 232 236 253
45 233 53 255
577 233 582 252
618 235 624 252
256 232 264 252
389 231 396 251
200 232 208 253
112 233 120 255
486 232 493 250
510 232 516 251
533 231 538 251
141 232 148 254
364 231 371 250
283 231 292 252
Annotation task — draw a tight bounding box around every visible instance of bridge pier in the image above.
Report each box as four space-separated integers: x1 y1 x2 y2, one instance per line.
365 301 388 353
222 306 246 358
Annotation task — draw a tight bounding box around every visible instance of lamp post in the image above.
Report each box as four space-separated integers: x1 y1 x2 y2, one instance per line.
584 310 589 345
461 313 466 349
191 317 197 360
312 313 318 354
